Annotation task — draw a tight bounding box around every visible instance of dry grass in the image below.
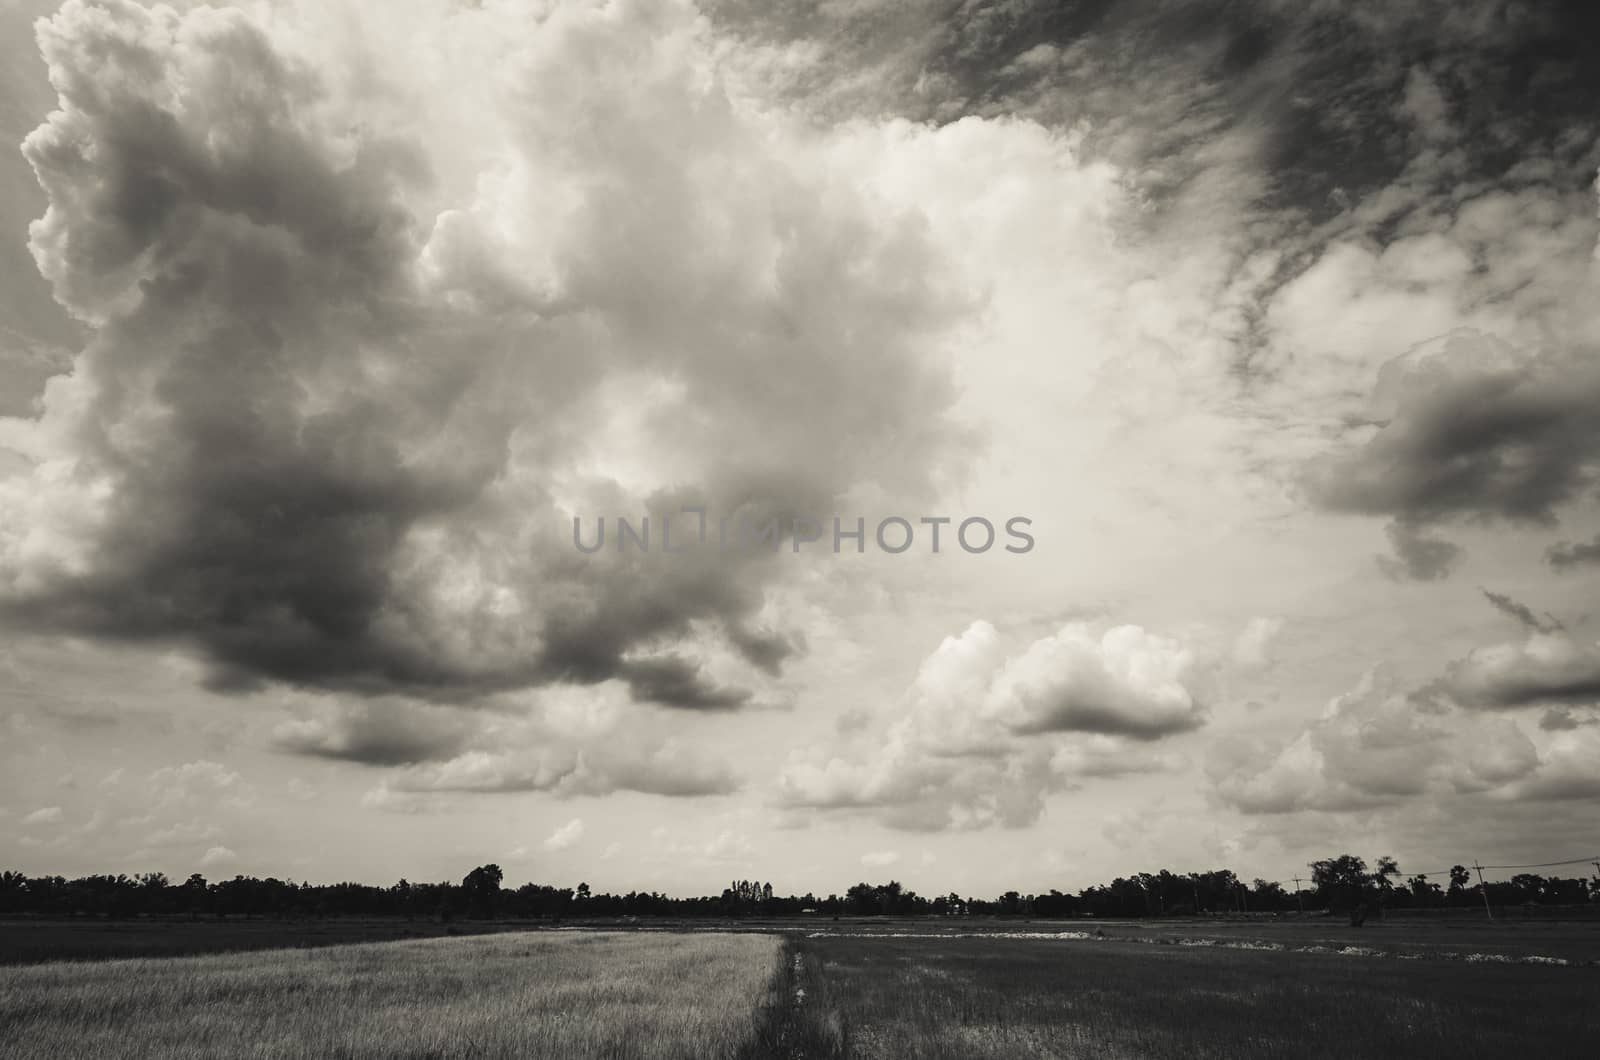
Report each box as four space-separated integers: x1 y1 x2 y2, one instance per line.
0 930 783 1060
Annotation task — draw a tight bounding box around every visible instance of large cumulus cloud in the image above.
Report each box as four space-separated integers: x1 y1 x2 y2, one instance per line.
0 0 982 706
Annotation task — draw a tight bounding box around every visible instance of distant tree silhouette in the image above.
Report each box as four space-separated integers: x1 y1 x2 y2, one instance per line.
461 864 504 919
0 853 1589 923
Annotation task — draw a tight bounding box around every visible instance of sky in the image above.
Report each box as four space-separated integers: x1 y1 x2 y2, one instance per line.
1 0 1598 897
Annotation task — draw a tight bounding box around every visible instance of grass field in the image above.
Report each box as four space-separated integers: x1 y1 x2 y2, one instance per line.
3 921 1596 1058
0 918 548 966
0 931 783 1060
766 933 1600 1059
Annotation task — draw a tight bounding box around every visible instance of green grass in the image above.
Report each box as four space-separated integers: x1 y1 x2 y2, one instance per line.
762 933 1600 1059
0 930 783 1060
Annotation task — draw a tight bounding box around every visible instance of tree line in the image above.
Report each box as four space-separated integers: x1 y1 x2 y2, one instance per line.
1 854 1594 921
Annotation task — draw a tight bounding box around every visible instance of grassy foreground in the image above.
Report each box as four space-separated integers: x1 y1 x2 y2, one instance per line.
5 925 1598 1058
0 931 783 1060
766 933 1600 1059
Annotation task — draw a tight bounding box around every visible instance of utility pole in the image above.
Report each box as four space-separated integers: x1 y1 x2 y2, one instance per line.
1292 876 1305 915
1473 861 1493 921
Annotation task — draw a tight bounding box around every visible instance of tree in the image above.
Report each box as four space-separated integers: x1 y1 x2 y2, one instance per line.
1408 874 1442 906
461 864 504 918
1311 854 1375 922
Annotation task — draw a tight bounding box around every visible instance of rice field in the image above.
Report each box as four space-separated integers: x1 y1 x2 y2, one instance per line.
0 931 783 1060
2 923 1596 1058
765 932 1600 1059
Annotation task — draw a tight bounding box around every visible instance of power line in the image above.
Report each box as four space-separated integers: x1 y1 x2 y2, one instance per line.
1246 853 1600 892
1479 854 1600 871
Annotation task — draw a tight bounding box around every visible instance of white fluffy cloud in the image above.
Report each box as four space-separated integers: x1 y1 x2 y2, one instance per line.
981 624 1202 739
778 620 1203 830
198 845 238 868
542 818 585 852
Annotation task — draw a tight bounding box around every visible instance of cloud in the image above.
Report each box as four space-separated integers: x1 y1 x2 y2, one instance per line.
982 625 1204 740
859 850 900 868
149 760 240 806
1212 660 1600 820
1303 331 1600 578
22 805 63 825
1501 728 1600 801
379 739 740 801
271 700 472 766
1209 667 1541 814
1432 631 1600 710
0 0 978 709
1479 590 1562 635
198 845 237 868
1546 534 1600 571
617 655 752 711
1376 522 1461 582
291 680 746 802
778 620 1202 830
542 817 585 851
143 820 221 848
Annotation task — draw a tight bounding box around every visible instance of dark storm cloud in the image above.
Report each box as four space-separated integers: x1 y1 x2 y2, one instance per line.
272 701 472 766
1304 334 1600 578
618 656 752 712
709 1 1600 214
1546 535 1600 571
1538 708 1592 732
1306 349 1600 525
0 0 972 709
